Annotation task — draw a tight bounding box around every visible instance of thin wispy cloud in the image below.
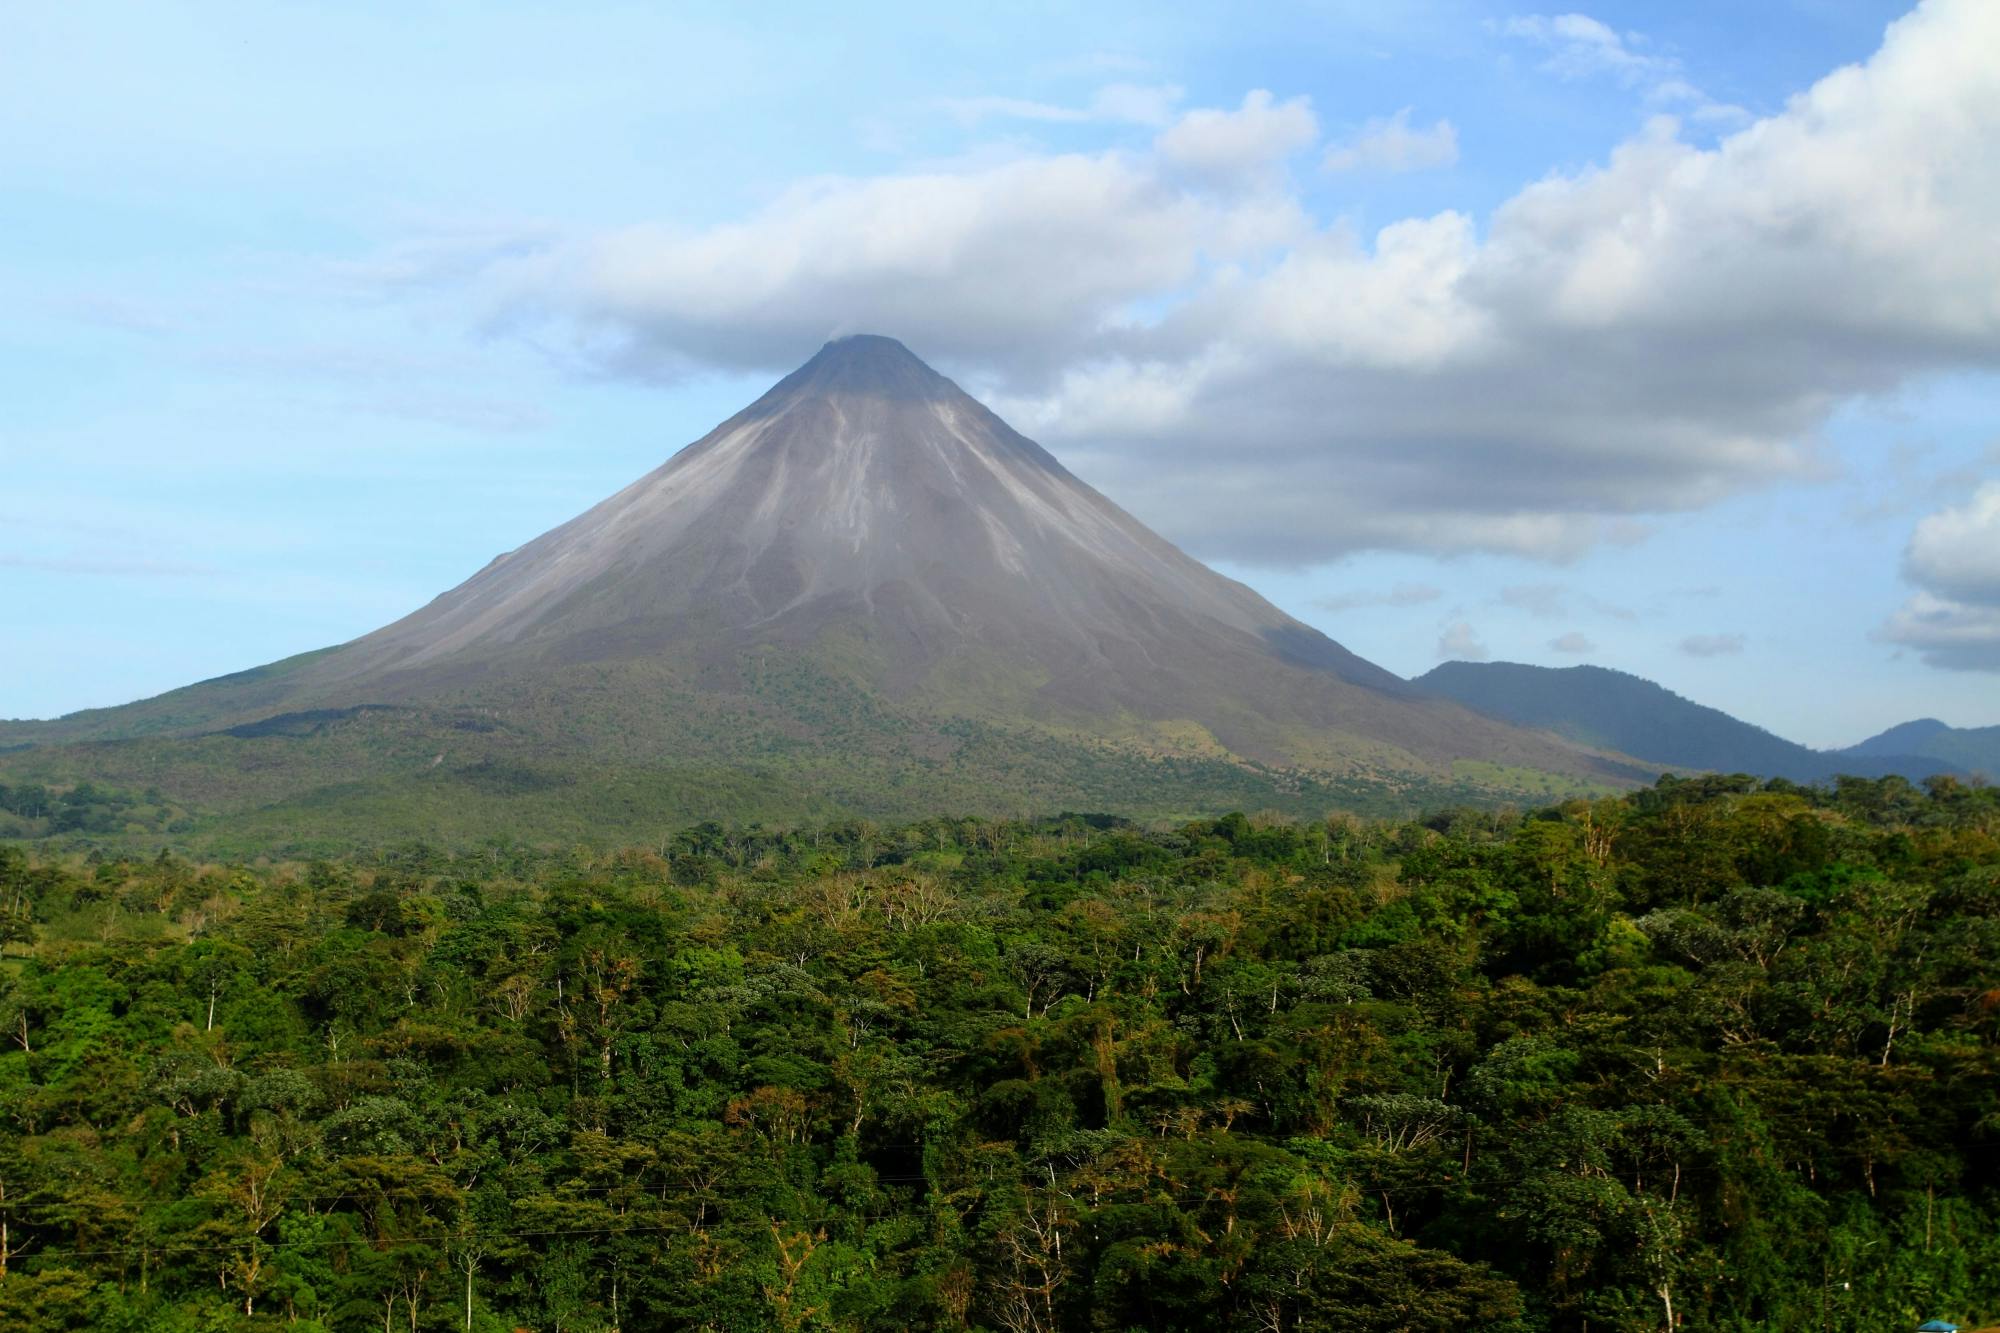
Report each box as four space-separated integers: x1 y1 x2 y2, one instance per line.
1438 620 1490 660
1498 12 1748 122
1499 583 1636 620
1680 633 1746 658
49 293 182 337
939 82 1184 129
1500 13 1674 82
1323 109 1459 173
352 395 550 434
0 553 219 578
1313 581 1443 612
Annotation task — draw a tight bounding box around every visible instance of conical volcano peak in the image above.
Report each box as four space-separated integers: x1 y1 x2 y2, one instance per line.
5 318 1644 822
780 333 956 402
814 332 929 368
316 325 1387 677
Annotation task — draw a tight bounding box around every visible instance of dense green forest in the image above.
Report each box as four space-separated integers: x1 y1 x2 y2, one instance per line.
0 779 194 841
1 773 1995 1330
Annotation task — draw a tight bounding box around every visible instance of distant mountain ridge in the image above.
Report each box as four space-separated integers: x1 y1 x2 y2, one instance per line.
1414 661 1978 783
1845 717 2000 777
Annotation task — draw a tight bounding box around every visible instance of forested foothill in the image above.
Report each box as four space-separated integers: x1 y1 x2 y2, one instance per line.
0 772 1995 1330
0 780 191 840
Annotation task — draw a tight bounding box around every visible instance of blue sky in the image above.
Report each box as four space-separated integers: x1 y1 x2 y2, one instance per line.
4 0 1996 747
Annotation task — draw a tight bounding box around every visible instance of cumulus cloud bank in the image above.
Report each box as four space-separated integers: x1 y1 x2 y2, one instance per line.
1881 481 2000 671
1905 482 2000 608
456 0 2000 569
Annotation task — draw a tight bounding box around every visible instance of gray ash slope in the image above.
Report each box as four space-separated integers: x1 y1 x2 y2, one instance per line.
4 336 1640 814
321 335 1402 699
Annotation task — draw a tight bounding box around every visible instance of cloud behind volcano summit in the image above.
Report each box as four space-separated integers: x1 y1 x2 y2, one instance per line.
434 0 2000 566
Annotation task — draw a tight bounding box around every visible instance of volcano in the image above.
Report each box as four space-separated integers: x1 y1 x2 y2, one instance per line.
306 334 1413 713
1 336 1640 846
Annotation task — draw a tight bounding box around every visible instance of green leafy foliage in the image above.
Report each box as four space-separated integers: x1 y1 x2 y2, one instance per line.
0 774 1994 1329
0 780 190 839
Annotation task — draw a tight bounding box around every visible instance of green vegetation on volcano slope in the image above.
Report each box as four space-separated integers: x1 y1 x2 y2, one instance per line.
0 699 1620 858
1 772 1995 1331
0 777 195 840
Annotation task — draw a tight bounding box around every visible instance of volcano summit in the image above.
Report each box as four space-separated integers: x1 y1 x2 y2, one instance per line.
0 336 1640 846
303 334 1414 715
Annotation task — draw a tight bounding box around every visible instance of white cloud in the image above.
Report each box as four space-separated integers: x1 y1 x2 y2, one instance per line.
1499 582 1636 619
504 150 1304 381
1500 14 1673 83
1880 480 2000 671
937 95 1093 126
0 553 219 578
1879 592 2000 672
1323 109 1459 173
940 82 1184 129
432 0 2000 566
1092 83 1187 128
1059 0 2000 560
1501 583 1570 617
1549 631 1595 653
1438 620 1489 661
1500 12 1746 123
1154 90 1318 188
1312 581 1443 612
1680 633 1746 657
1905 481 2000 607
